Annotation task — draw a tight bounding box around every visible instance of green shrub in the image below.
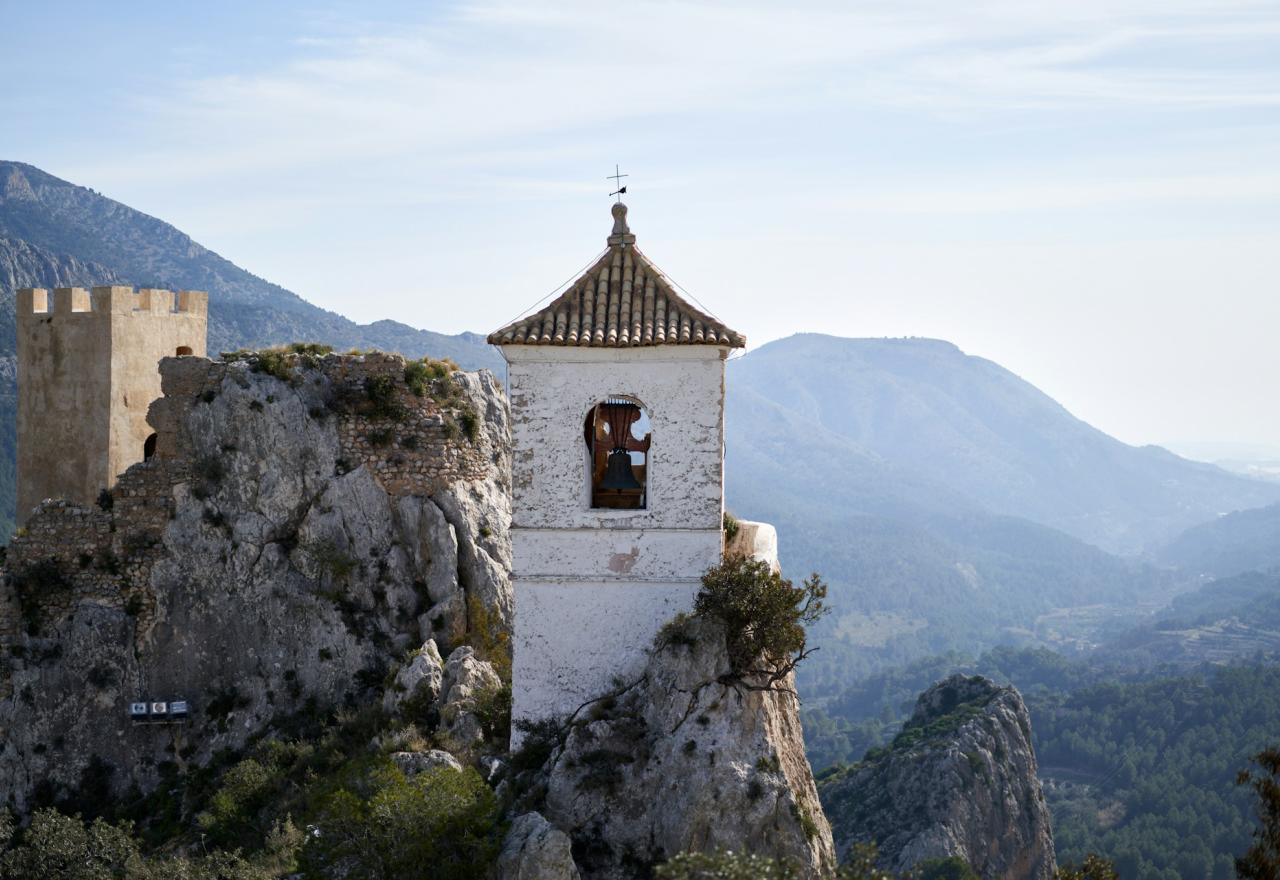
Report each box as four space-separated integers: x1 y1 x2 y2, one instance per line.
472 682 512 745
196 758 278 846
459 408 480 443
364 376 406 421
0 808 139 878
300 762 500 880
404 357 459 397
693 557 827 682
252 349 294 382
288 342 333 357
0 807 293 879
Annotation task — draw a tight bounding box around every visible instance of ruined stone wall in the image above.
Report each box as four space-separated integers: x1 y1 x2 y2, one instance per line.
0 349 511 812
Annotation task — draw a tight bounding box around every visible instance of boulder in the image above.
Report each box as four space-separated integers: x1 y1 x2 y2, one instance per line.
382 640 444 716
496 813 581 880
390 749 463 775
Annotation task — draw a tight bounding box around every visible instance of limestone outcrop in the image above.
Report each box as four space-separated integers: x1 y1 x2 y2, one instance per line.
438 644 503 749
0 351 510 812
513 610 835 879
819 675 1056 879
383 639 445 716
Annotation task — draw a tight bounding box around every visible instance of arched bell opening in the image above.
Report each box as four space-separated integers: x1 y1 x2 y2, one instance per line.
583 397 650 510
143 432 158 461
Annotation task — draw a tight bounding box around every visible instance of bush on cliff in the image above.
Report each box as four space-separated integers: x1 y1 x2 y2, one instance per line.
693 556 828 684
0 807 297 879
299 760 500 880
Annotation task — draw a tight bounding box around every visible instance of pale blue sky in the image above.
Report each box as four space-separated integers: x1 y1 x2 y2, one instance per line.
3 1 1280 450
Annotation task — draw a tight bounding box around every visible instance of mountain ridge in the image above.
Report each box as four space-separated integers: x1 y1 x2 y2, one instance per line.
729 332 1280 555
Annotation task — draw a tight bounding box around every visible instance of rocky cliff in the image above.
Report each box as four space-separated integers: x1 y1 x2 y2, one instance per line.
0 349 511 811
818 674 1056 879
502 524 836 880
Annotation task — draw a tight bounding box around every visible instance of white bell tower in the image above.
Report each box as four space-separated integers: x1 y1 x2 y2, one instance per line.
490 202 746 732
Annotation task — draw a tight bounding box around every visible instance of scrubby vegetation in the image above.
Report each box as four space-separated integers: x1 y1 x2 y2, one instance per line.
0 697 506 880
0 807 296 879
222 343 335 383
694 556 828 683
403 357 457 397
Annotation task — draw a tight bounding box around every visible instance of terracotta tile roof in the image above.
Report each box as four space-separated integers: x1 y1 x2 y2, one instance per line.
488 203 745 348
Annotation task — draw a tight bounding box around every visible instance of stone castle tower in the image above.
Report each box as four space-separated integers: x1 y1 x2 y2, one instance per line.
489 202 746 731
15 286 208 524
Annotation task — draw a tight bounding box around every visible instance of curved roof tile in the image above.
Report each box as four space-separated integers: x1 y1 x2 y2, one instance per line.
488 203 745 349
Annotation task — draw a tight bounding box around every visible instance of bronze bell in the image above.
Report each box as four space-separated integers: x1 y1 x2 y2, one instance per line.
599 449 642 491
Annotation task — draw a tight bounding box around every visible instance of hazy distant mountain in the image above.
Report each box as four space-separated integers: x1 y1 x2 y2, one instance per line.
728 334 1280 556
1156 502 1280 579
0 160 502 534
724 334 1280 682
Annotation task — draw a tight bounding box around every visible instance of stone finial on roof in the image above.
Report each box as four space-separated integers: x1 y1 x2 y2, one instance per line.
488 202 745 349
608 202 635 246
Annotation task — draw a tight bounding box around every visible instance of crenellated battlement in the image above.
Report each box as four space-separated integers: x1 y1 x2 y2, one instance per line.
17 286 208 319
15 285 209 525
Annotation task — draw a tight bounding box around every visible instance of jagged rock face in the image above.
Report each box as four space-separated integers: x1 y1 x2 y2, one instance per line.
819 675 1056 880
534 615 836 880
438 645 503 749
0 353 511 812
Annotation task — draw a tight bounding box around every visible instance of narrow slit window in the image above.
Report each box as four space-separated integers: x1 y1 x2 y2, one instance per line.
584 398 650 510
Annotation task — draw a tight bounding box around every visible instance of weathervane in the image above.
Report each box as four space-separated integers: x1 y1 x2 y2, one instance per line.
607 164 628 201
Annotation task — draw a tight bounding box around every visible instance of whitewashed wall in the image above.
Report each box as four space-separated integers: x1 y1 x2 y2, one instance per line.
504 345 729 732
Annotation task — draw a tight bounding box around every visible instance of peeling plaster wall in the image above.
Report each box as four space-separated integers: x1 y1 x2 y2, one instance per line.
504 345 728 729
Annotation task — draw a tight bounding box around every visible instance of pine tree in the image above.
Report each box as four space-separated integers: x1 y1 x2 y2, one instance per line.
1237 746 1280 880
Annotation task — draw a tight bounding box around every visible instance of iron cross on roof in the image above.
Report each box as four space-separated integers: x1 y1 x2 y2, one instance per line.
607 164 628 201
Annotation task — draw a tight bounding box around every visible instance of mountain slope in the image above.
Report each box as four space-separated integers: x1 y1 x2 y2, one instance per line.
724 334 1277 685
0 160 503 534
1156 502 1280 578
728 334 1280 556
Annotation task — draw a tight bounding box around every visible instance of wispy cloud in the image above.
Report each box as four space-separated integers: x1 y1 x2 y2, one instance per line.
75 0 1280 185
